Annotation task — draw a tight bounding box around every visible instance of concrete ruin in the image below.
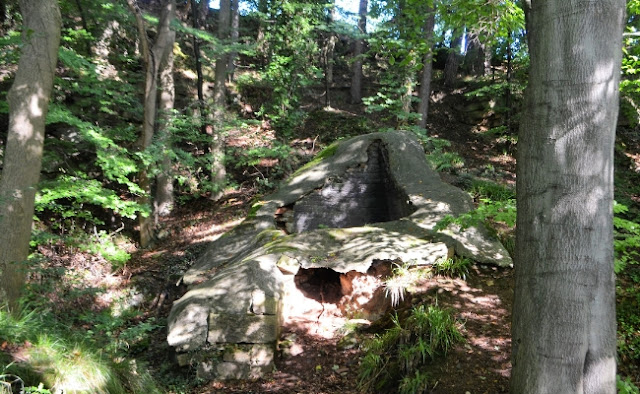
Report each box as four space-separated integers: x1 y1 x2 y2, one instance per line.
167 131 512 380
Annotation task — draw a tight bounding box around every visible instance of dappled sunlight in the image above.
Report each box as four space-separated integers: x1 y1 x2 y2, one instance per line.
410 265 513 388
489 152 515 167
183 217 243 244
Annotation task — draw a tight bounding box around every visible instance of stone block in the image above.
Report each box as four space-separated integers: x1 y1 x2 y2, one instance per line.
208 314 280 344
247 364 273 379
222 344 275 366
250 344 275 367
277 254 300 275
250 288 280 315
223 346 252 363
215 361 249 380
167 302 208 351
176 352 193 367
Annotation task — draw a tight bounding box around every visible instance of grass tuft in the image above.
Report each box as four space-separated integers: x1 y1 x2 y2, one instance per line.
358 304 464 393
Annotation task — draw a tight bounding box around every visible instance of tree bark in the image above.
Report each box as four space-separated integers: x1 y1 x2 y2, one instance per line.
511 1 625 393
191 0 205 108
323 1 337 108
209 0 230 200
227 0 239 81
154 7 176 220
417 3 435 130
350 0 367 104
443 30 462 87
127 0 176 247
0 0 61 311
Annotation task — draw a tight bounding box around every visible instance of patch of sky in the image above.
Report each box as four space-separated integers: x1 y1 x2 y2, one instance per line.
209 0 380 31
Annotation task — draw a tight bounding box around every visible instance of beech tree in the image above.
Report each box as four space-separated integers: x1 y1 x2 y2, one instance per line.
0 0 61 311
209 0 230 200
350 0 367 103
417 2 435 129
127 0 176 247
154 5 177 219
511 1 625 392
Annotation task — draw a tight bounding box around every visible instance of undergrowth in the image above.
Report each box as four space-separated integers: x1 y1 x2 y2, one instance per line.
0 255 164 393
358 304 464 394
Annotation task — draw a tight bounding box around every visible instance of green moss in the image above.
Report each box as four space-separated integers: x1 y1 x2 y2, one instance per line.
291 141 341 177
255 229 285 244
247 201 266 219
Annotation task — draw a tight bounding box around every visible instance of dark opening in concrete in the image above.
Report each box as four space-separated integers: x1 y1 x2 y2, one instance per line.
294 268 343 304
288 141 416 233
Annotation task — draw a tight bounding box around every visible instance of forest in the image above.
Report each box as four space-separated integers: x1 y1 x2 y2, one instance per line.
0 0 639 393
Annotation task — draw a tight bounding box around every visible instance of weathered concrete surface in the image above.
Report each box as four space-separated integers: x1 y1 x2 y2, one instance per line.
167 130 512 380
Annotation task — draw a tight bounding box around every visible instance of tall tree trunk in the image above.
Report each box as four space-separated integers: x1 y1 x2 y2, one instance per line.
511 1 625 393
400 63 415 124
417 3 435 129
505 30 512 128
443 30 462 87
484 43 492 77
256 0 268 64
191 0 205 109
227 0 239 81
154 11 176 220
0 0 61 311
73 0 92 56
350 0 367 104
127 0 176 247
323 1 337 108
209 0 230 200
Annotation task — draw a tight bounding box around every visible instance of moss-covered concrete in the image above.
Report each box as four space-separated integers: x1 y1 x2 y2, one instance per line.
167 130 512 381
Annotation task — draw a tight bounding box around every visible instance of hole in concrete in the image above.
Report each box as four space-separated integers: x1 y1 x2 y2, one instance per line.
283 261 408 339
278 140 416 233
291 261 399 319
294 268 343 304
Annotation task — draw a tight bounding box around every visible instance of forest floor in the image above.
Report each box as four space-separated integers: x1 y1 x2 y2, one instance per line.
132 194 514 394
7 80 638 393
126 82 520 393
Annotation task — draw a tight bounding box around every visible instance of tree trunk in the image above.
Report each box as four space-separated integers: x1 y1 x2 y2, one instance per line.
227 0 239 81
73 0 92 56
443 31 462 87
209 0 230 200
154 9 176 220
505 30 512 128
417 3 435 130
511 1 625 393
127 0 176 247
400 64 414 124
350 0 367 104
0 0 61 311
256 0 268 64
323 1 337 108
191 0 205 108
